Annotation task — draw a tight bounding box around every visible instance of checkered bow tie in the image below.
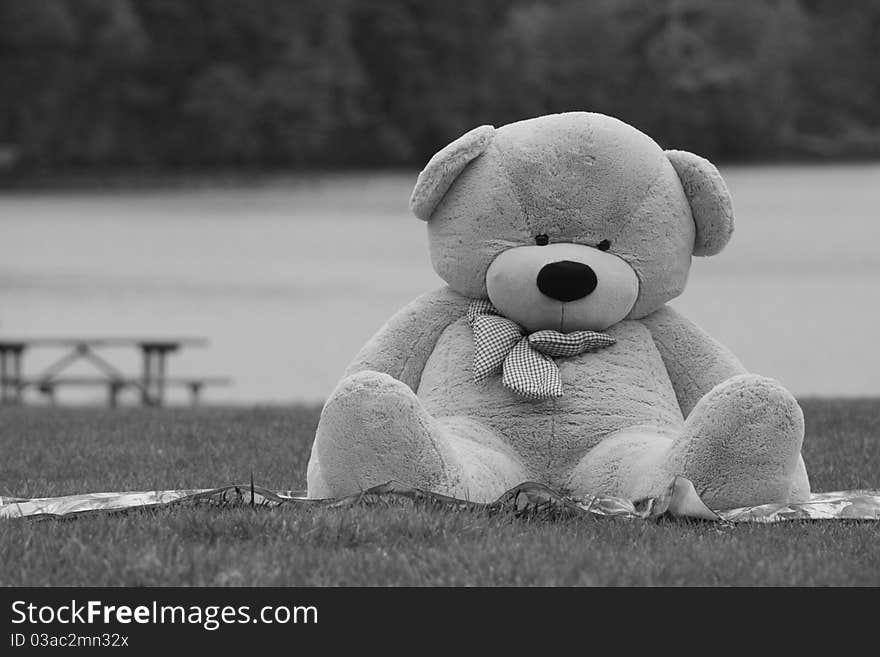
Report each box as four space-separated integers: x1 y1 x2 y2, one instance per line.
467 299 616 400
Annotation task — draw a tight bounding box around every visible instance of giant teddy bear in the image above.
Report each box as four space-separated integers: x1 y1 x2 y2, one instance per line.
307 111 810 509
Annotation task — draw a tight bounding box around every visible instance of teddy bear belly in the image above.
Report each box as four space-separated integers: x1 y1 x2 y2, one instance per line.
416 318 685 481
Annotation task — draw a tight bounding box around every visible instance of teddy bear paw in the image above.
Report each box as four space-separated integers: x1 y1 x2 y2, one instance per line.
667 374 811 509
307 370 464 498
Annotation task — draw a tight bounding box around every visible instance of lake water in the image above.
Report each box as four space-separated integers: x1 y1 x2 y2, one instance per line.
1 165 879 404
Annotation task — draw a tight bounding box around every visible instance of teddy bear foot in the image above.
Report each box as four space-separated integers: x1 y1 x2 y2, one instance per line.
666 374 811 509
307 370 528 501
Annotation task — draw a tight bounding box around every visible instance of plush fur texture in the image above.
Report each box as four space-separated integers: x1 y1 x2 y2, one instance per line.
307 111 810 509
410 125 495 222
665 150 734 257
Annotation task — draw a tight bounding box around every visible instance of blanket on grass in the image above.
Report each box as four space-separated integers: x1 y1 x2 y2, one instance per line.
2 477 879 523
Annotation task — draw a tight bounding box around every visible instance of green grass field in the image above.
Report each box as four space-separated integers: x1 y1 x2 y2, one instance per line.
1 400 879 586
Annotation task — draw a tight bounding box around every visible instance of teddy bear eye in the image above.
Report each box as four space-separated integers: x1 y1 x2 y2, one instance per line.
534 234 550 246
597 239 611 251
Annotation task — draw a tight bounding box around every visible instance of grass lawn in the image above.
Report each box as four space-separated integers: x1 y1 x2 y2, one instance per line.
1 399 878 586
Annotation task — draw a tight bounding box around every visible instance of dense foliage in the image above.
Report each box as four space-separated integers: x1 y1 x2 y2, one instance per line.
1 0 878 172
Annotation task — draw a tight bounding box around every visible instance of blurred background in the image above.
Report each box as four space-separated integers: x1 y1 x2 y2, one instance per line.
1 0 879 405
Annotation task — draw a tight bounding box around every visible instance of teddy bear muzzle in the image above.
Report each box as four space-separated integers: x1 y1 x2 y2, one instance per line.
486 242 640 332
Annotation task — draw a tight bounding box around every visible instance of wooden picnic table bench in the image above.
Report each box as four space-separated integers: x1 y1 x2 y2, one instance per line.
0 338 230 407
17 376 232 407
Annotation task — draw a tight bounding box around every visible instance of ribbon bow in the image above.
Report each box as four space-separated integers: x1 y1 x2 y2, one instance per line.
467 299 616 400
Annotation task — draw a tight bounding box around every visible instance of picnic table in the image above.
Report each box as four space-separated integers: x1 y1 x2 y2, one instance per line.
0 338 230 407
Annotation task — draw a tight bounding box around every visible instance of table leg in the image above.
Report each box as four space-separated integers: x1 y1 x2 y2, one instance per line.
188 382 203 407
108 381 121 408
0 350 7 403
156 352 167 407
12 349 23 404
141 349 153 406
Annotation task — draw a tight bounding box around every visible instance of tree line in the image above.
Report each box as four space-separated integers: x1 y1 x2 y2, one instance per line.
1 0 878 175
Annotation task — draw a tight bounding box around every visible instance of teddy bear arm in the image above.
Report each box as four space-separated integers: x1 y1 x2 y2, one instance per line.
343 286 470 392
641 305 748 417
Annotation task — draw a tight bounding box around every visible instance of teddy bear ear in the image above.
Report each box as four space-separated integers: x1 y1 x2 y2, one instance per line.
666 150 734 257
409 125 496 221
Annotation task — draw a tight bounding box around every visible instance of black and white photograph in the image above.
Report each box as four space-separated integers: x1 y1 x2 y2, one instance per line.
1 0 879 621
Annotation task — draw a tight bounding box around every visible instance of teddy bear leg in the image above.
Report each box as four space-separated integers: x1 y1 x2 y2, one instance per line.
564 430 675 501
431 415 531 501
307 370 528 501
665 374 811 509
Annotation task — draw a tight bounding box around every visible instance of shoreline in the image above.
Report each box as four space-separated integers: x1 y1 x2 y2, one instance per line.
3 158 880 193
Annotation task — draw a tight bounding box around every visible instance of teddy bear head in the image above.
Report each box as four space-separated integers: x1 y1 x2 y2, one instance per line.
409 112 734 332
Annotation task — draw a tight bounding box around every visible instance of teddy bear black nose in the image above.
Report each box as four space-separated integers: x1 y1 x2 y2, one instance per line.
536 260 598 302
